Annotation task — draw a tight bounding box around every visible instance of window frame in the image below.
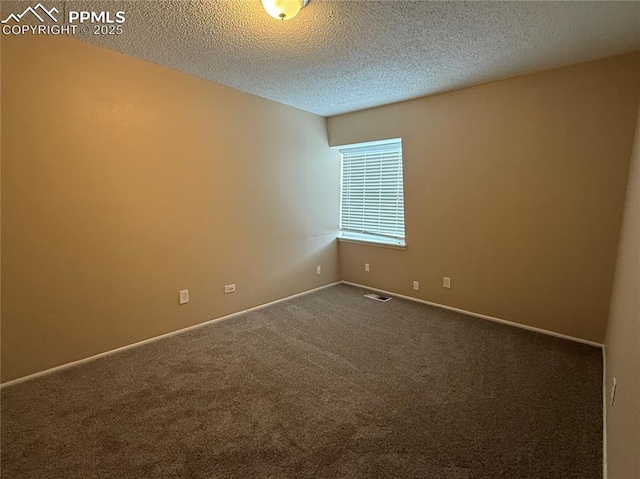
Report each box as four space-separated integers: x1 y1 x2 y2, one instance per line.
335 138 407 248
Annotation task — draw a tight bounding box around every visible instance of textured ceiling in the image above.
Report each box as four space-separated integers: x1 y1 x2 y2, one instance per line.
5 1 640 116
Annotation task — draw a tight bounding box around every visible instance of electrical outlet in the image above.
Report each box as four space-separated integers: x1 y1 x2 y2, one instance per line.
611 377 617 406
224 284 236 294
365 263 370 272
443 277 451 288
316 265 321 275
179 290 189 305
413 281 419 291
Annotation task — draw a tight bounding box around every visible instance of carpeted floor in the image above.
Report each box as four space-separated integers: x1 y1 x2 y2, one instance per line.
1 284 602 478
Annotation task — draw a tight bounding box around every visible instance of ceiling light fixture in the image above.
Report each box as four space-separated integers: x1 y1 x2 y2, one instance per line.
261 0 308 21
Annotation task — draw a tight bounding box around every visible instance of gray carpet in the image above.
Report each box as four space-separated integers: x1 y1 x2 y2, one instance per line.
1 284 603 478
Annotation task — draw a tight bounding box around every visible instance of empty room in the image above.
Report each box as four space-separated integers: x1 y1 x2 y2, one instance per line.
1 1 639 478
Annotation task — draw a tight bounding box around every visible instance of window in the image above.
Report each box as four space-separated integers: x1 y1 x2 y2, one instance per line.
338 138 406 247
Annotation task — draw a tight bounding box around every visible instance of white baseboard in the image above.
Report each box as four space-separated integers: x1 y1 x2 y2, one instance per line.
342 281 604 348
602 346 608 479
0 281 341 389
2 280 602 389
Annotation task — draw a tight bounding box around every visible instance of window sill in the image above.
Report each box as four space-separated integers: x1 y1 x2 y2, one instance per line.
337 234 407 250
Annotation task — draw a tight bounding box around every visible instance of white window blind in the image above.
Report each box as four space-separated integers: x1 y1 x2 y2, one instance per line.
339 139 405 244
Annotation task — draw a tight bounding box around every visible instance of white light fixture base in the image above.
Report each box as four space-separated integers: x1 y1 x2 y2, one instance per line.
261 0 309 21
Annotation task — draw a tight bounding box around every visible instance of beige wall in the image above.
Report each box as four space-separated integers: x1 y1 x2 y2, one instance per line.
605 106 640 479
328 53 640 343
1 35 340 382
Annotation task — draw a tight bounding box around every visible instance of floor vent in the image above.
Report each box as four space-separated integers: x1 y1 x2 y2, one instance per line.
364 293 392 302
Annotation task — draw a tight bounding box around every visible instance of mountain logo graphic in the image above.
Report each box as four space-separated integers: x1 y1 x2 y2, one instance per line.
1 3 59 23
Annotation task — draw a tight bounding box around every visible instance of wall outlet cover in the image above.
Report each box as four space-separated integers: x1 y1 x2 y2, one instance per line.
179 290 189 305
